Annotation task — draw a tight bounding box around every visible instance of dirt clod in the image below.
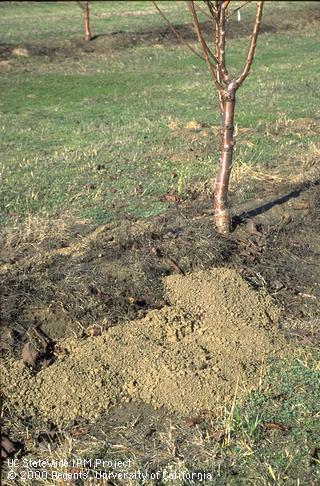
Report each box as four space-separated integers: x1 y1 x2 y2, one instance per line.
21 327 54 369
309 447 319 466
21 342 41 368
184 416 204 428
11 47 30 57
84 324 102 337
1 435 17 459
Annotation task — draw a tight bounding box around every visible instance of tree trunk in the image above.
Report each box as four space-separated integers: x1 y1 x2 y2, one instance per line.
213 81 237 233
83 1 91 42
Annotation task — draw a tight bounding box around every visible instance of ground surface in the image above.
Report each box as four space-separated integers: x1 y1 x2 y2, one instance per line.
2 268 283 424
0 1 320 485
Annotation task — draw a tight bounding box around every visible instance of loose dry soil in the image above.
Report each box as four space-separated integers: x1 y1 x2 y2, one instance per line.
2 268 282 425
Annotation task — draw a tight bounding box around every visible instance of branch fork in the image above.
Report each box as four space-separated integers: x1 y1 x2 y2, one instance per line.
155 1 265 233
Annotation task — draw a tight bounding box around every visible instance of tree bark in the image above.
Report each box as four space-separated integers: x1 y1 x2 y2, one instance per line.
213 81 237 233
83 1 91 42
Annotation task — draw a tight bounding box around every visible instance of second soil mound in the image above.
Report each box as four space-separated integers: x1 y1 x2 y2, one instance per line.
2 268 282 425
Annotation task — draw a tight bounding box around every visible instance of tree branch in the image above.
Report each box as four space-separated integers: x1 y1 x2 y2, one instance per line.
211 2 227 109
214 18 223 108
236 1 264 87
204 1 218 21
187 1 219 64
187 1 225 93
153 1 206 62
217 1 230 82
226 1 251 21
188 2 221 67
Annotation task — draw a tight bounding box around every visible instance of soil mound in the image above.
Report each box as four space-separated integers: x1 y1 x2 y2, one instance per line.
2 268 282 425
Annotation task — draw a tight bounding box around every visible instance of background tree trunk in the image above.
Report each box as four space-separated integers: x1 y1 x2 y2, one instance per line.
83 1 91 42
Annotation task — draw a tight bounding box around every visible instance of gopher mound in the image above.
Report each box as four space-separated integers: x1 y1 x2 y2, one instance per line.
2 268 282 425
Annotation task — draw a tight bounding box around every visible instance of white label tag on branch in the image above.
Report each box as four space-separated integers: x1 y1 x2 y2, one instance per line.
237 10 241 22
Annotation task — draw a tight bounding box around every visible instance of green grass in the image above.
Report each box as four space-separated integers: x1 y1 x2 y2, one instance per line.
0 1 196 44
0 1 316 44
225 351 320 484
1 17 319 224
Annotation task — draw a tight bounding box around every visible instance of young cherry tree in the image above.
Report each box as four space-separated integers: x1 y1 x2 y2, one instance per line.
154 1 264 233
77 1 92 41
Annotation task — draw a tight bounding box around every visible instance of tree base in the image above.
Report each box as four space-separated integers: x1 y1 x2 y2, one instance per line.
214 208 231 234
